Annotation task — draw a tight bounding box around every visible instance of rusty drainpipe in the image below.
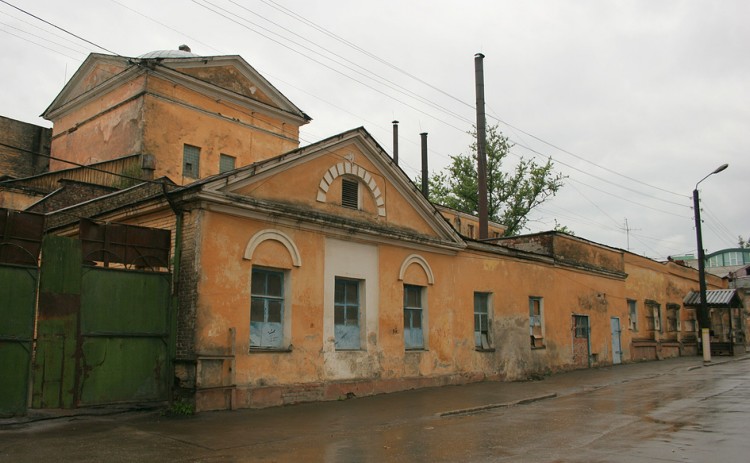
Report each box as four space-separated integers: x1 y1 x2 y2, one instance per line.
420 132 428 198
392 120 399 165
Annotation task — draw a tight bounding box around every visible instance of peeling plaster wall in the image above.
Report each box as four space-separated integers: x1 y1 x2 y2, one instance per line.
46 69 301 183
163 191 723 410
188 206 641 410
49 77 147 170
623 253 726 360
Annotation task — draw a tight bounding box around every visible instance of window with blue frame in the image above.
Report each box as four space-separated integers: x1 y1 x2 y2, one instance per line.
334 277 361 350
250 268 284 349
474 292 491 349
404 284 424 349
529 296 544 347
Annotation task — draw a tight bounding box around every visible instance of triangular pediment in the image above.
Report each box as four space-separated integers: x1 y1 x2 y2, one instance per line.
42 53 133 119
165 57 293 112
199 128 463 248
43 53 309 125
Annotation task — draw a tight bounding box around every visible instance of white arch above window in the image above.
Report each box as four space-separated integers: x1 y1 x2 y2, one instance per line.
398 253 435 285
316 160 386 217
243 229 302 267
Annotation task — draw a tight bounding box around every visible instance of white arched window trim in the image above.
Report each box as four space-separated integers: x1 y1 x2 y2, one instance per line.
316 160 386 217
398 253 435 285
243 229 302 267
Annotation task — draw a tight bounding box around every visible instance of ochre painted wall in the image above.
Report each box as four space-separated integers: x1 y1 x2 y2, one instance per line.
48 68 302 183
50 76 147 170
233 146 440 237
190 206 641 410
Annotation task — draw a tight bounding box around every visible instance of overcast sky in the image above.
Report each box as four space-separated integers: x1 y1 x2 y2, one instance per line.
1 0 747 260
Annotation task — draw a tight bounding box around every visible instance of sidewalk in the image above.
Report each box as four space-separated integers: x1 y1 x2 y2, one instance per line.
3 354 749 463
4 354 744 431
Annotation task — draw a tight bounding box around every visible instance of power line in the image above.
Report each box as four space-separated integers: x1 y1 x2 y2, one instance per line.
0 0 120 55
3 0 715 260
488 113 687 199
0 9 91 53
0 19 90 55
0 27 83 61
191 0 469 134
225 0 473 126
257 0 688 202
108 0 224 55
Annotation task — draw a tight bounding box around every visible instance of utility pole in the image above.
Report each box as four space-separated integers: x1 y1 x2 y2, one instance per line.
693 163 729 363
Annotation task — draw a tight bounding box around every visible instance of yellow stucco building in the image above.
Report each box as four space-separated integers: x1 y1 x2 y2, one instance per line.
3 49 733 413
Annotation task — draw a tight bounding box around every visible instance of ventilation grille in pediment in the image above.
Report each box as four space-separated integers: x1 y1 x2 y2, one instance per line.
341 178 359 210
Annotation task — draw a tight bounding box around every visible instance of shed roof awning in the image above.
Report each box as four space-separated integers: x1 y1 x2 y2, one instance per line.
683 289 743 308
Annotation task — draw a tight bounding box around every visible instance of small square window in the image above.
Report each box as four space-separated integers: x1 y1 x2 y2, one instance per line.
219 154 236 173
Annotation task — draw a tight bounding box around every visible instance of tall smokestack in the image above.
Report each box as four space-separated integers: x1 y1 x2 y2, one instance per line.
392 120 399 165
475 53 488 239
420 132 428 198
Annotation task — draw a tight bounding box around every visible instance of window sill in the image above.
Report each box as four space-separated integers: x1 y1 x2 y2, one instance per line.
405 348 427 352
475 347 495 353
249 346 293 353
530 345 546 350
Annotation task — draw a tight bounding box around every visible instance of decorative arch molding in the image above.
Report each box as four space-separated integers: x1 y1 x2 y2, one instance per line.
243 229 302 267
316 160 386 217
398 253 435 285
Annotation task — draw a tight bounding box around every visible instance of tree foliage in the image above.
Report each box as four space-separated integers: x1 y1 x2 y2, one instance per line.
423 125 565 236
739 236 749 248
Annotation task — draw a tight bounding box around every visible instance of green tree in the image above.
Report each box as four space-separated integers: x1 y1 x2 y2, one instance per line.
553 219 575 236
739 236 749 248
422 125 565 236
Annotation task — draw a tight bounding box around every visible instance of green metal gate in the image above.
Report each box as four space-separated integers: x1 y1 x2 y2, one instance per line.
0 209 43 417
1 210 173 416
0 265 38 416
33 224 172 409
78 267 170 405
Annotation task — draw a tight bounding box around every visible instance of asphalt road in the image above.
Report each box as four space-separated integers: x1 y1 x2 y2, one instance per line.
2 355 749 462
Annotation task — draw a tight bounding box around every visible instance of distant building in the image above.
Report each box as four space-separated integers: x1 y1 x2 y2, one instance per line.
0 116 51 180
670 248 750 278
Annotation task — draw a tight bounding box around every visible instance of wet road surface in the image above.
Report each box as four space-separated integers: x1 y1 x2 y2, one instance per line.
2 356 749 462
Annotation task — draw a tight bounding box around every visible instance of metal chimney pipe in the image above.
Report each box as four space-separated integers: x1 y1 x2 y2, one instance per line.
475 53 489 239
420 132 429 198
392 120 399 165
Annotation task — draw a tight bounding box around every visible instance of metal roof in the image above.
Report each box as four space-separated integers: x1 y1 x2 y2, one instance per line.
683 289 743 308
138 49 199 59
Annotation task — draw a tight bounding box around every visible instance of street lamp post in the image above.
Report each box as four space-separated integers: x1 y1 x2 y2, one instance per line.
693 163 728 363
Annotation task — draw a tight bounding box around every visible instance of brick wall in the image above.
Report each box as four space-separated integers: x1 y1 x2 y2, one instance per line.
0 116 51 179
26 180 118 213
176 207 201 361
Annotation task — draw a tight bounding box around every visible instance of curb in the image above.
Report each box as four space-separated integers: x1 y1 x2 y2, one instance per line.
439 393 558 417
